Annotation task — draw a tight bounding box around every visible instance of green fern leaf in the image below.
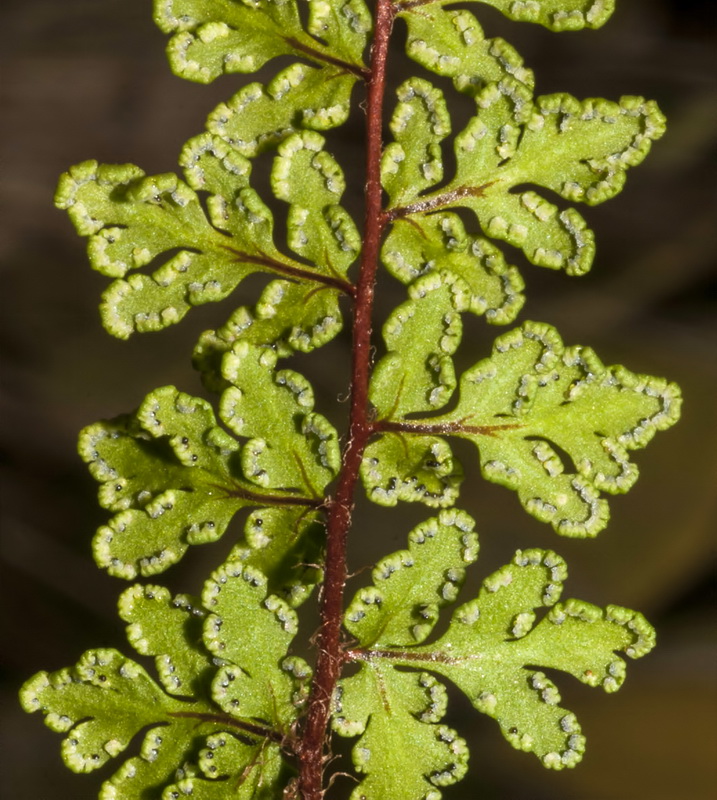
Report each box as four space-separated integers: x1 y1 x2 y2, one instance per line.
119 585 213 697
429 322 681 536
220 342 340 495
461 0 615 31
20 649 195 775
345 509 479 646
360 273 468 507
164 734 287 799
361 433 464 508
420 552 654 768
80 386 256 578
56 132 355 340
99 722 210 800
191 128 358 384
381 78 452 207
207 63 359 158
402 7 534 98
203 563 312 727
272 132 361 269
154 0 370 83
380 77 525 321
194 278 345 390
333 668 469 799
21 562 304 798
383 212 525 324
229 506 325 608
339 512 655 775
366 320 681 536
383 76 665 279
81 358 338 577
24 0 681 793
369 272 466 420
19 649 287 798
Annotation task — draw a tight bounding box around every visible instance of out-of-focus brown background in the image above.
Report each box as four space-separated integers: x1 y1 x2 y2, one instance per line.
1 1 715 798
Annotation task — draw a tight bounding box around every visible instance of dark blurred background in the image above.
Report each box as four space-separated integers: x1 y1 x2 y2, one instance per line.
1 1 715 798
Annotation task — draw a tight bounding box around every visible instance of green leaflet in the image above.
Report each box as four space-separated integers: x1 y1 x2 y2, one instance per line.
382 76 665 279
81 352 338 578
230 506 325 608
402 7 534 99
420 556 655 768
20 649 197 776
344 509 479 647
192 129 359 384
81 386 250 578
378 64 526 323
220 342 340 495
461 0 615 31
361 273 467 506
163 734 287 799
120 585 213 697
376 75 522 314
369 272 467 420
20 664 279 800
382 78 452 208
382 212 525 325
334 511 476 796
194 279 345 390
429 322 681 536
338 511 655 777
404 0 615 33
208 63 359 158
365 314 681 536
154 0 371 83
56 132 355 341
333 668 469 799
203 563 312 729
362 433 464 508
21 564 305 798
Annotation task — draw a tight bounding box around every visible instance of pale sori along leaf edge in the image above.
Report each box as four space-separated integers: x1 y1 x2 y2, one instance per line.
21 0 681 798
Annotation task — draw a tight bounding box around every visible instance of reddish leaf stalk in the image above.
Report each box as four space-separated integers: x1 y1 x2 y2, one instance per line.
296 1 395 796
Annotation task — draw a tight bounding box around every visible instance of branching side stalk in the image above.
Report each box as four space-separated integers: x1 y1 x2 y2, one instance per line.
297 0 396 795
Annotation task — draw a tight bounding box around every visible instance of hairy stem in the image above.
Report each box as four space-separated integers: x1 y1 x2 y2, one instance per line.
296 1 395 796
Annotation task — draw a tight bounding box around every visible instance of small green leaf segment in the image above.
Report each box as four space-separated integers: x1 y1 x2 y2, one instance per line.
23 0 681 798
364 277 681 535
337 510 655 792
56 132 357 343
79 353 337 602
20 572 309 798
